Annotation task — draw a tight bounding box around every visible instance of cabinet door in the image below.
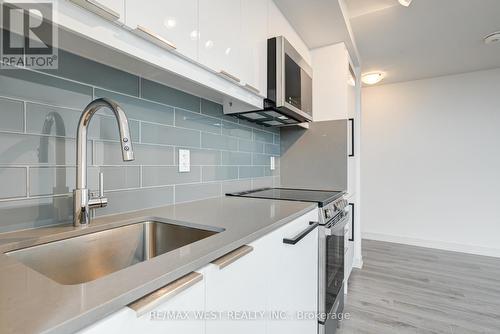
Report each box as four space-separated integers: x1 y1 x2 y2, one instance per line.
69 0 125 24
267 209 319 334
78 271 205 334
347 154 356 197
205 243 268 334
76 308 135 334
198 0 243 83
240 0 268 96
344 202 355 289
130 271 206 334
125 0 198 60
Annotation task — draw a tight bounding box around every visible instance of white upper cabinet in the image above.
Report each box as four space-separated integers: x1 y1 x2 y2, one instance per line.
198 0 243 83
69 0 125 24
240 0 268 96
125 0 198 60
311 42 349 121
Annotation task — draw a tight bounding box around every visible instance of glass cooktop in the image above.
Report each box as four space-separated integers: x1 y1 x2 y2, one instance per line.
226 188 344 207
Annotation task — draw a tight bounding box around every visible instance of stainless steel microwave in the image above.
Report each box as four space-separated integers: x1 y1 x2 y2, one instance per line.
266 36 313 123
223 36 313 127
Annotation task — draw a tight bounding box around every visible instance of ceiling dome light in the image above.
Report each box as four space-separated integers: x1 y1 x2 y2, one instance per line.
484 31 500 45
398 0 413 7
361 72 385 85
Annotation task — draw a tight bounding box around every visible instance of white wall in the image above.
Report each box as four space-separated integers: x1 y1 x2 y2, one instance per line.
361 68 500 257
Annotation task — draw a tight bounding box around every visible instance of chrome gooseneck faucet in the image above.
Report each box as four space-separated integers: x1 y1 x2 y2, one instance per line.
73 98 135 227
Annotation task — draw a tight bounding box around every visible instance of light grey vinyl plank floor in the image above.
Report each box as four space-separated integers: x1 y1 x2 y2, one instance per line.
339 239 500 334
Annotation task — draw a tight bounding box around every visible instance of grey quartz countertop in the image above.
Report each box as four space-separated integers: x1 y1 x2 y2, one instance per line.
0 196 316 334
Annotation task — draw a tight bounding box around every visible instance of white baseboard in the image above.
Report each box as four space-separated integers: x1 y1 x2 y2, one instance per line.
352 257 363 269
362 232 500 258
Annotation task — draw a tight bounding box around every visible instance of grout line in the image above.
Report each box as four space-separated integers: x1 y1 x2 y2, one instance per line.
138 76 142 98
138 120 142 143
26 166 30 198
23 101 27 133
1 102 274 142
18 66 95 92
0 175 277 204
3 65 277 136
139 165 143 188
92 140 96 166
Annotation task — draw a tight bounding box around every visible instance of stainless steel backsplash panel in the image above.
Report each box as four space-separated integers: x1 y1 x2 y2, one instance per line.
280 120 347 191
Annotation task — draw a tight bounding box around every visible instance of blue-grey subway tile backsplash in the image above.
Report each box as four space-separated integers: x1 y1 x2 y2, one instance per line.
0 66 92 109
94 88 175 126
0 97 24 132
141 122 201 147
43 50 140 97
141 78 200 112
175 108 222 134
0 167 27 199
0 50 280 233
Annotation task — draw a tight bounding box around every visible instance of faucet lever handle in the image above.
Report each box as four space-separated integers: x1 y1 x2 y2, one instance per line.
89 172 107 210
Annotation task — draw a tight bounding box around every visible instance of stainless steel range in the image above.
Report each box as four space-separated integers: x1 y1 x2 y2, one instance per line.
227 187 350 334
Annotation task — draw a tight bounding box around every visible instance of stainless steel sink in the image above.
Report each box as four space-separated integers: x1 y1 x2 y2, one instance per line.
5 219 222 285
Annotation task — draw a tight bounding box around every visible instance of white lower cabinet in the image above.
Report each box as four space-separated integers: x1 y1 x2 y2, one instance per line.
76 308 135 334
205 243 268 334
129 270 206 334
77 270 206 334
344 201 355 293
77 208 318 334
266 209 319 334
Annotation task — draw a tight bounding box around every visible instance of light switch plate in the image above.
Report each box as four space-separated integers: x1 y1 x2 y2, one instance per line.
178 149 190 172
270 156 275 170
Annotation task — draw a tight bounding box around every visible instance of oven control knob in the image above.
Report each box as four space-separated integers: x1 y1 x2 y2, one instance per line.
325 208 334 219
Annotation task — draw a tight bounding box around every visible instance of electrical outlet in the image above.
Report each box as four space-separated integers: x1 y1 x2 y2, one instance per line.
178 149 190 172
270 156 275 170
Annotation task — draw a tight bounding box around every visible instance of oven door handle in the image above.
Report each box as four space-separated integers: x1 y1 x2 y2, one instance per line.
283 222 319 245
325 215 349 236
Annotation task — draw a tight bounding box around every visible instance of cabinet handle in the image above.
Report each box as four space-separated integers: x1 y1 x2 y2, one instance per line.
211 245 253 269
348 203 355 241
134 25 177 51
128 272 202 317
283 222 319 245
219 70 241 83
348 118 355 157
244 83 260 94
69 0 120 22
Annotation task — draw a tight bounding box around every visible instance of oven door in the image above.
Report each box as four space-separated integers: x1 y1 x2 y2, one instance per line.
319 211 349 333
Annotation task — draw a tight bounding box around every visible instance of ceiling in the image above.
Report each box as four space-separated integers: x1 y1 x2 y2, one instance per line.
273 0 361 66
345 0 500 84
